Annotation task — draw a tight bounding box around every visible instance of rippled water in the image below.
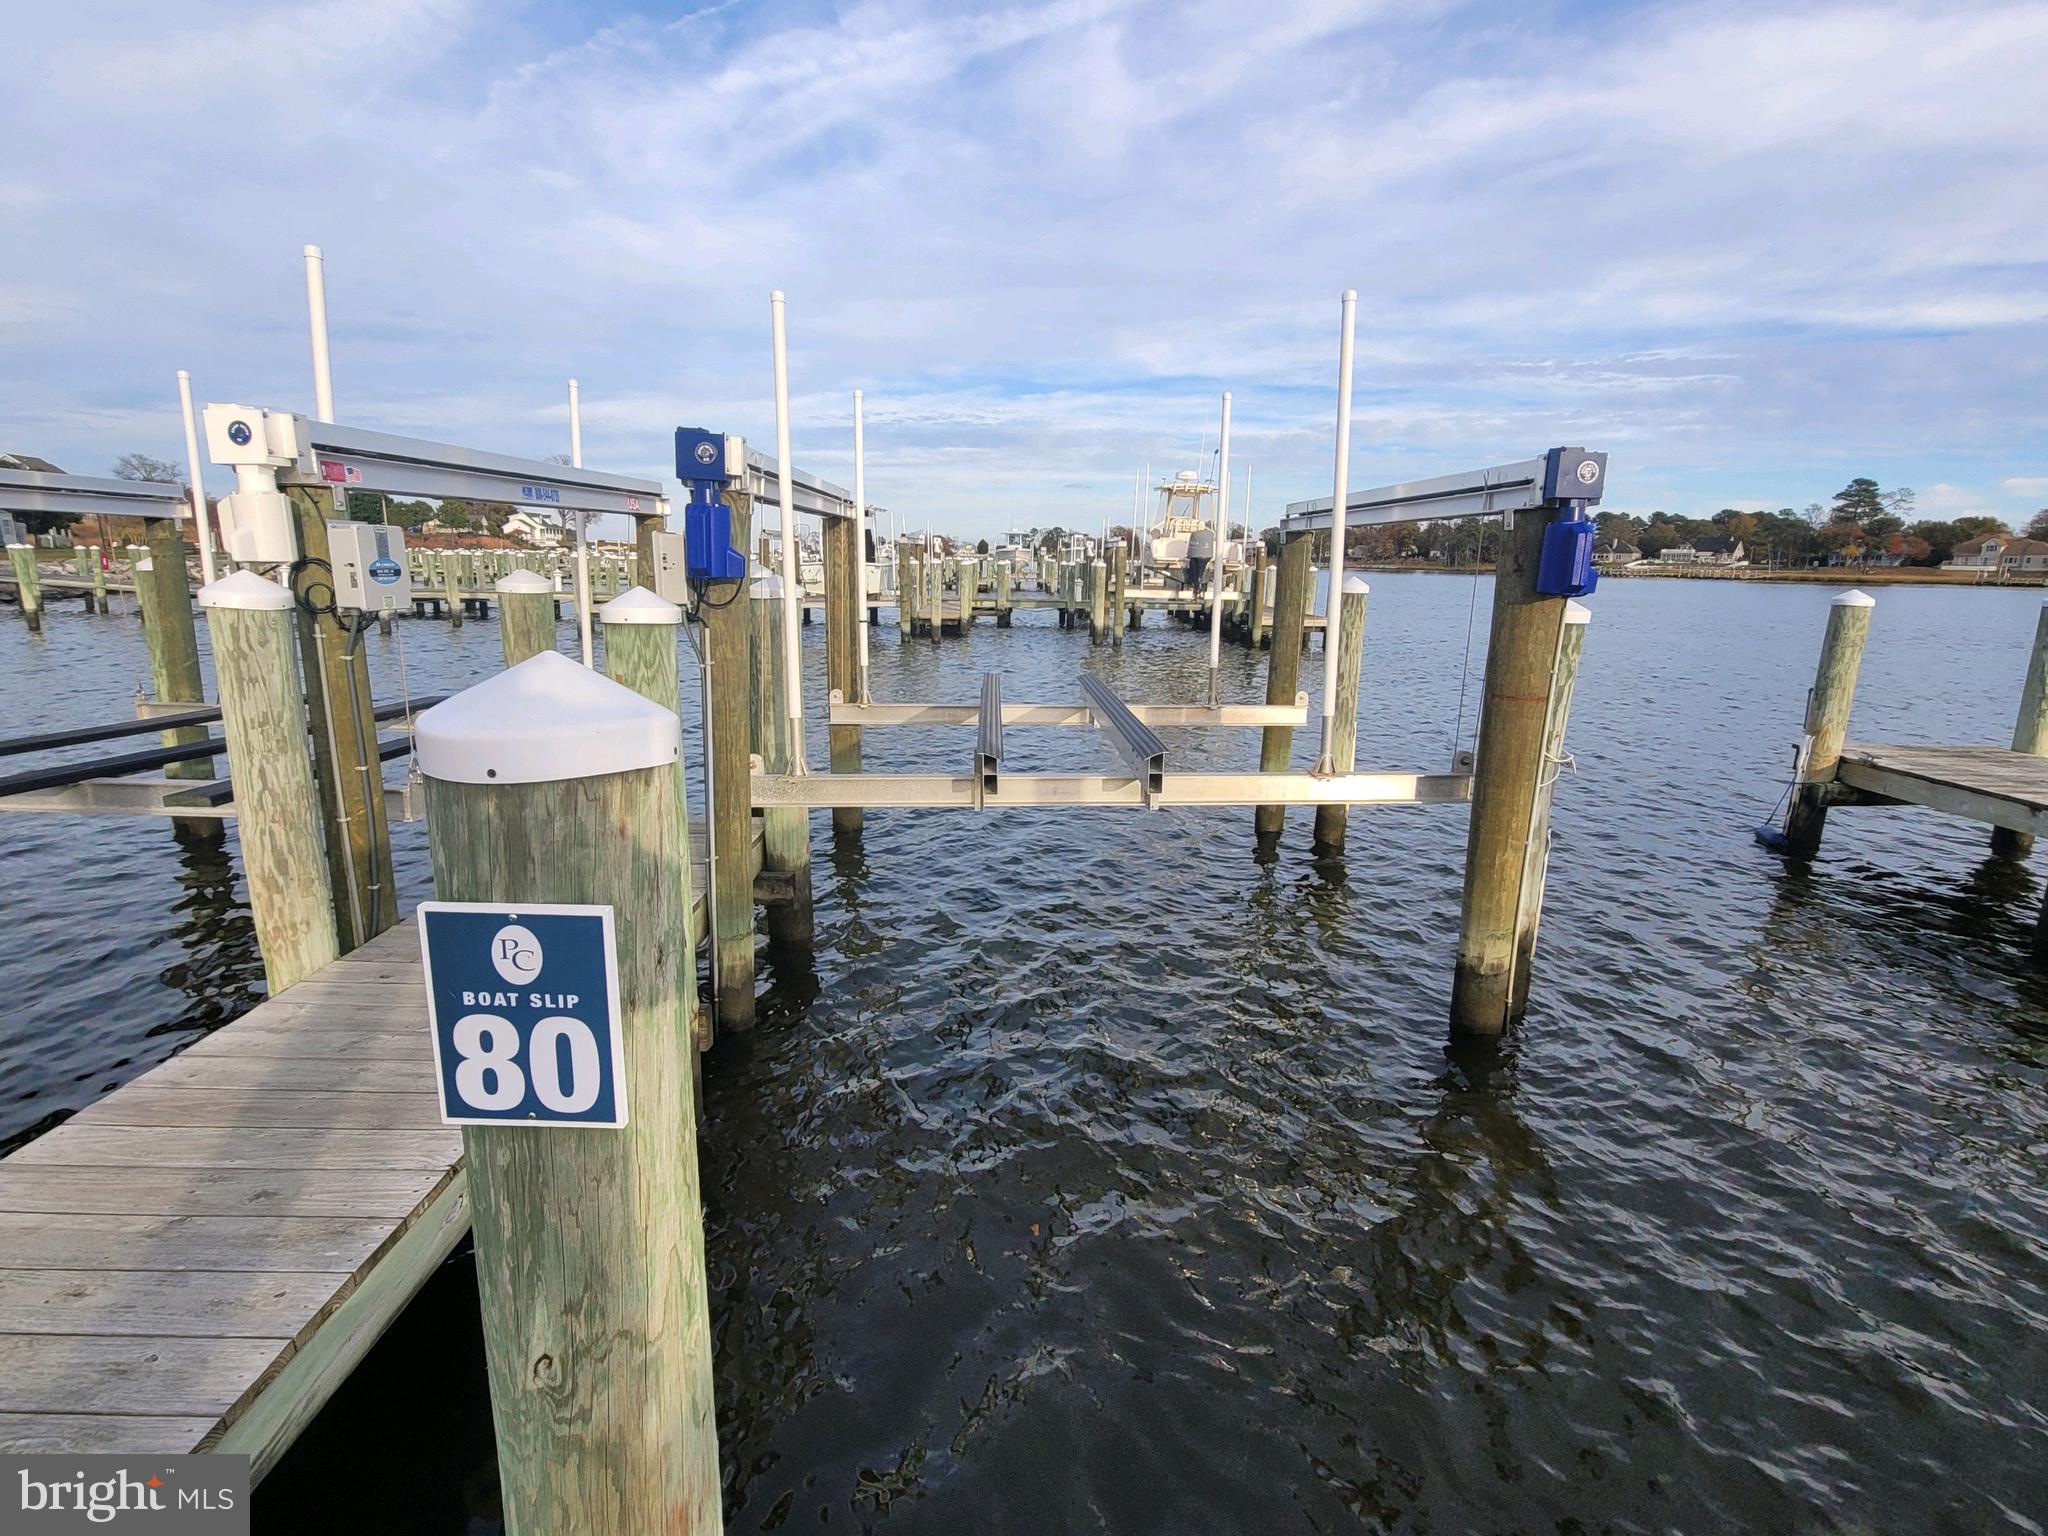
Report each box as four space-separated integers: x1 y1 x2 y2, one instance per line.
4 574 2046 1532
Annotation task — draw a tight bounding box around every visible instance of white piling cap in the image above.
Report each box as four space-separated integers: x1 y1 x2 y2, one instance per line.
415 650 679 784
198 570 294 611
600 585 682 625
496 568 554 594
751 571 785 598
5 543 30 552
1833 589 1876 607
135 557 153 573
1564 599 1592 625
1341 574 1370 594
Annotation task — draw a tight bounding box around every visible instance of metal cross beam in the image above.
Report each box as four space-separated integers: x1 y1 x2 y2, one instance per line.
0 469 190 521
743 448 856 521
750 769 1474 810
976 673 1002 802
827 694 1311 728
278 420 668 522
1279 448 1607 530
1079 675 1165 800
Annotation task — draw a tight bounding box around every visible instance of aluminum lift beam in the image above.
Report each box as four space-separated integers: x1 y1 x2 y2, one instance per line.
0 469 189 521
1079 675 1165 800
743 448 856 521
827 694 1312 729
277 420 668 522
750 769 1474 810
1279 448 1607 530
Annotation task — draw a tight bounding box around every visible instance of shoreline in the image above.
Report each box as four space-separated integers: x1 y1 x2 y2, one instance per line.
1342 561 2044 589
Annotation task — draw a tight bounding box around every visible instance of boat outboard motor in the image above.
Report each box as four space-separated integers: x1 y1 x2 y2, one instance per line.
1186 524 1215 593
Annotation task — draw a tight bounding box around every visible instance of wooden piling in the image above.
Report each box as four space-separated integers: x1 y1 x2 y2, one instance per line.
1088 559 1108 645
1254 530 1313 836
1993 602 2048 858
996 557 1013 626
441 551 464 628
752 573 814 943
899 550 918 638
822 515 863 834
287 487 397 951
416 656 719 1536
1780 590 1876 860
1312 576 1370 849
496 568 556 667
704 488 757 1030
89 545 107 612
198 572 339 992
1451 509 1582 1035
1248 545 1270 649
134 521 215 823
7 544 42 632
1509 600 1591 1017
924 554 942 643
600 585 705 1053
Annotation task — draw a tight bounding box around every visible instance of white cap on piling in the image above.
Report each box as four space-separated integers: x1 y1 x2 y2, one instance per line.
496 568 554 594
599 585 682 626
1342 574 1370 595
5 543 30 552
415 650 679 784
135 557 153 573
750 570 785 599
1834 589 1876 607
1565 599 1592 625
198 570 294 611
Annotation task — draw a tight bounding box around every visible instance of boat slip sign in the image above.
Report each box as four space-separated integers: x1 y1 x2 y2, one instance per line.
418 902 627 1127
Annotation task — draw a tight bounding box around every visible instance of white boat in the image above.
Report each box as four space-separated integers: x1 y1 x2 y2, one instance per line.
1145 470 1245 589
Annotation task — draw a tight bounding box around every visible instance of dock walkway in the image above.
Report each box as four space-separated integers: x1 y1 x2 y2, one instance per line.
0 829 739 1476
1836 742 2048 838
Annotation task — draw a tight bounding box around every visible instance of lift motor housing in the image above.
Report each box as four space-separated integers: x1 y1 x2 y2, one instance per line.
674 428 747 585
1536 501 1598 598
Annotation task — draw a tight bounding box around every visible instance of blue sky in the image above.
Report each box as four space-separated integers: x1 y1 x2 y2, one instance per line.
4 0 2045 538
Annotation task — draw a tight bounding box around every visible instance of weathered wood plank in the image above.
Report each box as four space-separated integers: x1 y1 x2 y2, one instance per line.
0 1166 442 1219
0 1335 286 1416
72 1088 439 1132
0 1268 339 1338
0 1413 220 1456
137 1054 437 1094
176 1023 431 1060
7 1127 459 1172
0 1212 395 1273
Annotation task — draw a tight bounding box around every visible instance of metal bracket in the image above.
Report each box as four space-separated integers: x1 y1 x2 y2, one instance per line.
1079 674 1165 805
975 672 1002 809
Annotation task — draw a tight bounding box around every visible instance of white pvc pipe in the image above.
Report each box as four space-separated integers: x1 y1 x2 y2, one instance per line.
303 245 334 423
769 291 805 757
1207 392 1231 699
176 369 216 586
1317 289 1359 771
853 388 869 701
568 378 593 668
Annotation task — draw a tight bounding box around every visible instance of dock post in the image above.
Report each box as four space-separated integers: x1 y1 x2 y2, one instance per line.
924 554 942 644
822 514 863 834
1090 559 1108 645
704 489 757 1030
1509 600 1591 1017
1254 530 1313 836
7 544 42 631
1781 590 1876 859
995 557 1013 627
496 568 556 666
441 552 464 628
198 571 339 991
1311 576 1370 849
1993 602 2048 858
752 571 814 943
898 550 917 639
134 523 216 826
1110 545 1127 646
600 586 704 1053
288 487 398 951
89 546 107 612
1248 546 1270 649
415 655 720 1535
1451 509 1582 1035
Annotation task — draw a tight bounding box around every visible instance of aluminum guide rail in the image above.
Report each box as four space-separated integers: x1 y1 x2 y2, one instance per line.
1080 674 1166 800
976 673 1003 802
279 420 667 522
744 447 856 521
1279 450 1605 530
0 469 191 521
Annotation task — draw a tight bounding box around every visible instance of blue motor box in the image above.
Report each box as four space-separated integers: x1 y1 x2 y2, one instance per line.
674 427 747 584
1536 503 1598 598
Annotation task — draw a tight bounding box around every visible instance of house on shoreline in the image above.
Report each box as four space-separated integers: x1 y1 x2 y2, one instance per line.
1945 535 2048 575
1657 535 1746 567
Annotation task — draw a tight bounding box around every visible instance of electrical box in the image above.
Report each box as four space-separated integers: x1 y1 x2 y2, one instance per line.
204 403 307 565
1535 503 1598 599
327 521 412 612
204 404 304 468
672 427 748 585
1542 447 1608 503
650 529 689 606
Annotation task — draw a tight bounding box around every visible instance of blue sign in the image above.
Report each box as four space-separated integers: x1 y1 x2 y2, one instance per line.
521 484 563 504
418 903 627 1127
368 558 402 584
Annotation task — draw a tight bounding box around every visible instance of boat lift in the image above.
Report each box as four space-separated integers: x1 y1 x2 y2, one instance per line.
0 467 191 523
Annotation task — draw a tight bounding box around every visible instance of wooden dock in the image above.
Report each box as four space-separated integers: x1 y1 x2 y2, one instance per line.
1834 743 2048 839
0 827 744 1476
